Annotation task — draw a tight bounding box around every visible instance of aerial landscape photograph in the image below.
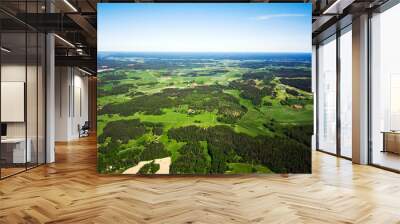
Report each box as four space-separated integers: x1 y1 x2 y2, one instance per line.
97 3 312 174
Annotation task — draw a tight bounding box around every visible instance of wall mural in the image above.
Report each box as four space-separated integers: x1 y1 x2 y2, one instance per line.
97 3 312 174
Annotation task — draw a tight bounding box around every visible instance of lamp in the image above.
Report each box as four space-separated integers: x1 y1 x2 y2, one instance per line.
54 34 75 48
63 0 78 12
1 47 11 53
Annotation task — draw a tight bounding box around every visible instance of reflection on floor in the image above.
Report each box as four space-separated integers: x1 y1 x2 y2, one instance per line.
0 163 42 178
0 167 25 178
373 150 400 171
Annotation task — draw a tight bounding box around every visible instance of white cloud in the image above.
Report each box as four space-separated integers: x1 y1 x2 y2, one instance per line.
255 14 306 21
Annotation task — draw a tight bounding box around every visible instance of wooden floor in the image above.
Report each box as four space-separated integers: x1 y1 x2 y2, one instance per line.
372 150 400 171
1 136 400 224
0 167 26 178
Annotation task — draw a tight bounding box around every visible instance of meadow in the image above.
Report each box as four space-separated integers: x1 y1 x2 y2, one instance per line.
97 52 312 174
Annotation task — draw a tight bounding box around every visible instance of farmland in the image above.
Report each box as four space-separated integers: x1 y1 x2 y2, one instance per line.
97 52 312 174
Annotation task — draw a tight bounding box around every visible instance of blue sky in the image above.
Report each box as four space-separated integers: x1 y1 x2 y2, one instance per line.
98 3 311 53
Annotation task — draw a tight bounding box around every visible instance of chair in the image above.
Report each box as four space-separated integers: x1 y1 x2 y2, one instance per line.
79 121 90 138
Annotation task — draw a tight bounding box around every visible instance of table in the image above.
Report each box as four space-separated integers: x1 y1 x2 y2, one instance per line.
381 131 400 154
1 138 31 164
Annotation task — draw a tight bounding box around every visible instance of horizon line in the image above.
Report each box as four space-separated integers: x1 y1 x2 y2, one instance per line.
98 51 311 54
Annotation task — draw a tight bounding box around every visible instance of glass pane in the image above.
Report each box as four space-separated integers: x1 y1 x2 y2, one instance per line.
27 31 38 169
38 33 45 165
340 29 352 158
0 1 46 178
318 37 337 154
1 31 27 177
312 46 317 150
26 0 39 169
371 4 400 171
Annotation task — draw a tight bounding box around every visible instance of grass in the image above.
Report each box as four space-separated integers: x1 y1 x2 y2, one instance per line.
261 105 313 124
135 108 222 162
136 108 221 129
226 163 272 174
98 64 313 173
98 108 222 162
224 89 273 137
97 94 130 108
159 136 185 162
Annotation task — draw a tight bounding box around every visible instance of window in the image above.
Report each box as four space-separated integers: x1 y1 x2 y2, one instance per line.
317 36 337 154
370 3 400 171
339 28 352 158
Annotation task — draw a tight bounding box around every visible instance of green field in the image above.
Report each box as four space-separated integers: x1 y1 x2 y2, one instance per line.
97 54 313 174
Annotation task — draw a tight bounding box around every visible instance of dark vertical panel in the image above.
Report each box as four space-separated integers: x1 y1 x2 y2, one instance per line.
336 29 341 157
44 0 48 165
25 0 28 171
367 11 373 165
73 68 75 118
315 45 319 151
36 0 39 167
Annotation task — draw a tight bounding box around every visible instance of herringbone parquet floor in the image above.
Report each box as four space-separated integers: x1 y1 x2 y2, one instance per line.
1 136 400 224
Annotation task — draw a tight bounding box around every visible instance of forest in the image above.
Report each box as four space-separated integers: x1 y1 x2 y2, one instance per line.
97 52 313 174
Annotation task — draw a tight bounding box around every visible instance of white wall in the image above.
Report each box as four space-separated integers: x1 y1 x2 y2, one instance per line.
55 67 70 141
72 73 89 138
1 63 46 164
1 82 25 122
1 64 26 139
55 67 89 141
1 65 41 138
